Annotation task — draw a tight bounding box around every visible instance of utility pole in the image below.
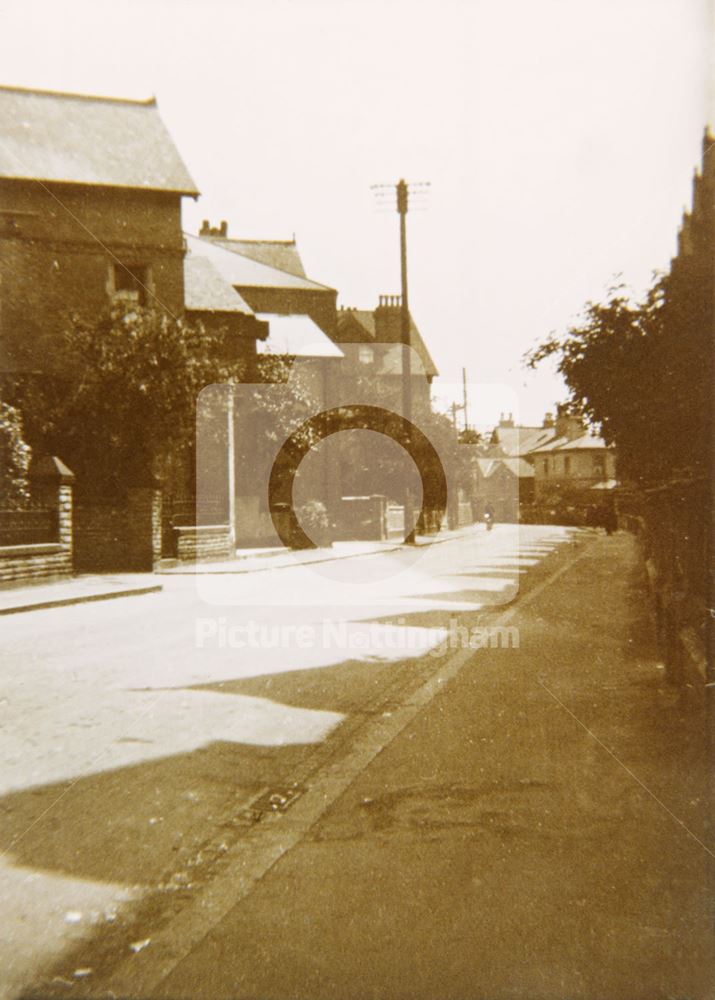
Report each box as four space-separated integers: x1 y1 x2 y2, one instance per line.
397 179 415 544
371 178 429 544
450 400 461 432
226 380 236 550
462 366 469 434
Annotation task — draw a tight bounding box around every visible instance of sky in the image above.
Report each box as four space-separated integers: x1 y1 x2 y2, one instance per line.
0 0 711 428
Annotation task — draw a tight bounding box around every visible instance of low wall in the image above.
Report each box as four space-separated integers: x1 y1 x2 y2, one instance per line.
174 524 233 562
0 543 72 586
0 458 74 587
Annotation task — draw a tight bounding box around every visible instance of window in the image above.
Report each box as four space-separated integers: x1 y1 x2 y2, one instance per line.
113 263 150 305
543 458 549 477
593 455 606 479
564 456 571 475
358 345 374 365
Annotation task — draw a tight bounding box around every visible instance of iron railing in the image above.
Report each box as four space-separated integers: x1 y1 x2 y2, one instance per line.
0 507 58 546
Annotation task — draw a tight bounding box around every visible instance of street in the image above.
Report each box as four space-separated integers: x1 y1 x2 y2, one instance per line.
2 525 713 999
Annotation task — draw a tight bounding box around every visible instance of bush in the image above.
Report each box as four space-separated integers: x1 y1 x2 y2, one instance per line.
295 500 331 548
0 402 32 509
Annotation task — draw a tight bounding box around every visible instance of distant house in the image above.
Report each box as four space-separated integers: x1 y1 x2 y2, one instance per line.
487 411 558 459
530 432 617 500
482 405 616 521
0 85 199 374
335 297 438 410
474 456 534 523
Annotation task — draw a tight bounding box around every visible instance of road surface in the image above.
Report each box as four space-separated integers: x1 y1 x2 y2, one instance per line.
1 525 712 999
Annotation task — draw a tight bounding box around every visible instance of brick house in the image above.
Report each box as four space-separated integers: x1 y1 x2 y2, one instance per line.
480 406 616 522
0 85 200 375
189 225 345 543
530 432 616 499
195 222 338 338
183 252 269 368
335 297 438 411
474 457 534 523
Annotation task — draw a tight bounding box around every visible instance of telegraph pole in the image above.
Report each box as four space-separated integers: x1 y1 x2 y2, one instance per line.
462 366 469 434
371 178 429 544
226 380 236 549
397 179 415 543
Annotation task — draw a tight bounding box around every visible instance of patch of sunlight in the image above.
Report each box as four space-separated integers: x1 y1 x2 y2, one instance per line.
0 690 344 796
0 854 140 1000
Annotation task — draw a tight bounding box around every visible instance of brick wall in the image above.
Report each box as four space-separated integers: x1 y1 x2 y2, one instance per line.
74 487 162 572
0 544 72 585
0 459 74 585
0 179 185 372
73 501 129 572
174 524 233 562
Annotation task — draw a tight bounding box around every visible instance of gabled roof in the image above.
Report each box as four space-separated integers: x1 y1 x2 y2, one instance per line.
201 237 307 278
336 307 438 378
336 309 376 341
187 234 334 292
499 457 535 478
184 255 254 315
0 85 198 194
493 425 557 457
476 457 534 479
377 343 435 379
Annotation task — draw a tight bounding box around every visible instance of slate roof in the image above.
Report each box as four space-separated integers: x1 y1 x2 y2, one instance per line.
336 307 438 378
492 425 557 457
0 85 198 194
187 234 334 292
499 457 535 478
556 433 609 451
528 435 571 454
530 433 609 454
202 237 307 278
476 457 534 479
184 255 254 315
256 314 343 359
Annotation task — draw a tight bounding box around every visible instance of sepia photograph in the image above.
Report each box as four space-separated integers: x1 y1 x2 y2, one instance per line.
0 1 712 997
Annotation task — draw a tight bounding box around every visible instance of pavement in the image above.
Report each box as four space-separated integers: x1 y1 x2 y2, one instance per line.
0 574 162 616
0 524 477 613
2 526 712 1000
156 525 481 575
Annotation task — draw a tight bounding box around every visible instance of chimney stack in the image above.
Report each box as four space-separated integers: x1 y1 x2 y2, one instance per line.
555 404 582 440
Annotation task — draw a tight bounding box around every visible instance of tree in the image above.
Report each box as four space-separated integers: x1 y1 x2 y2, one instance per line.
0 402 32 508
524 275 707 484
7 303 237 496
